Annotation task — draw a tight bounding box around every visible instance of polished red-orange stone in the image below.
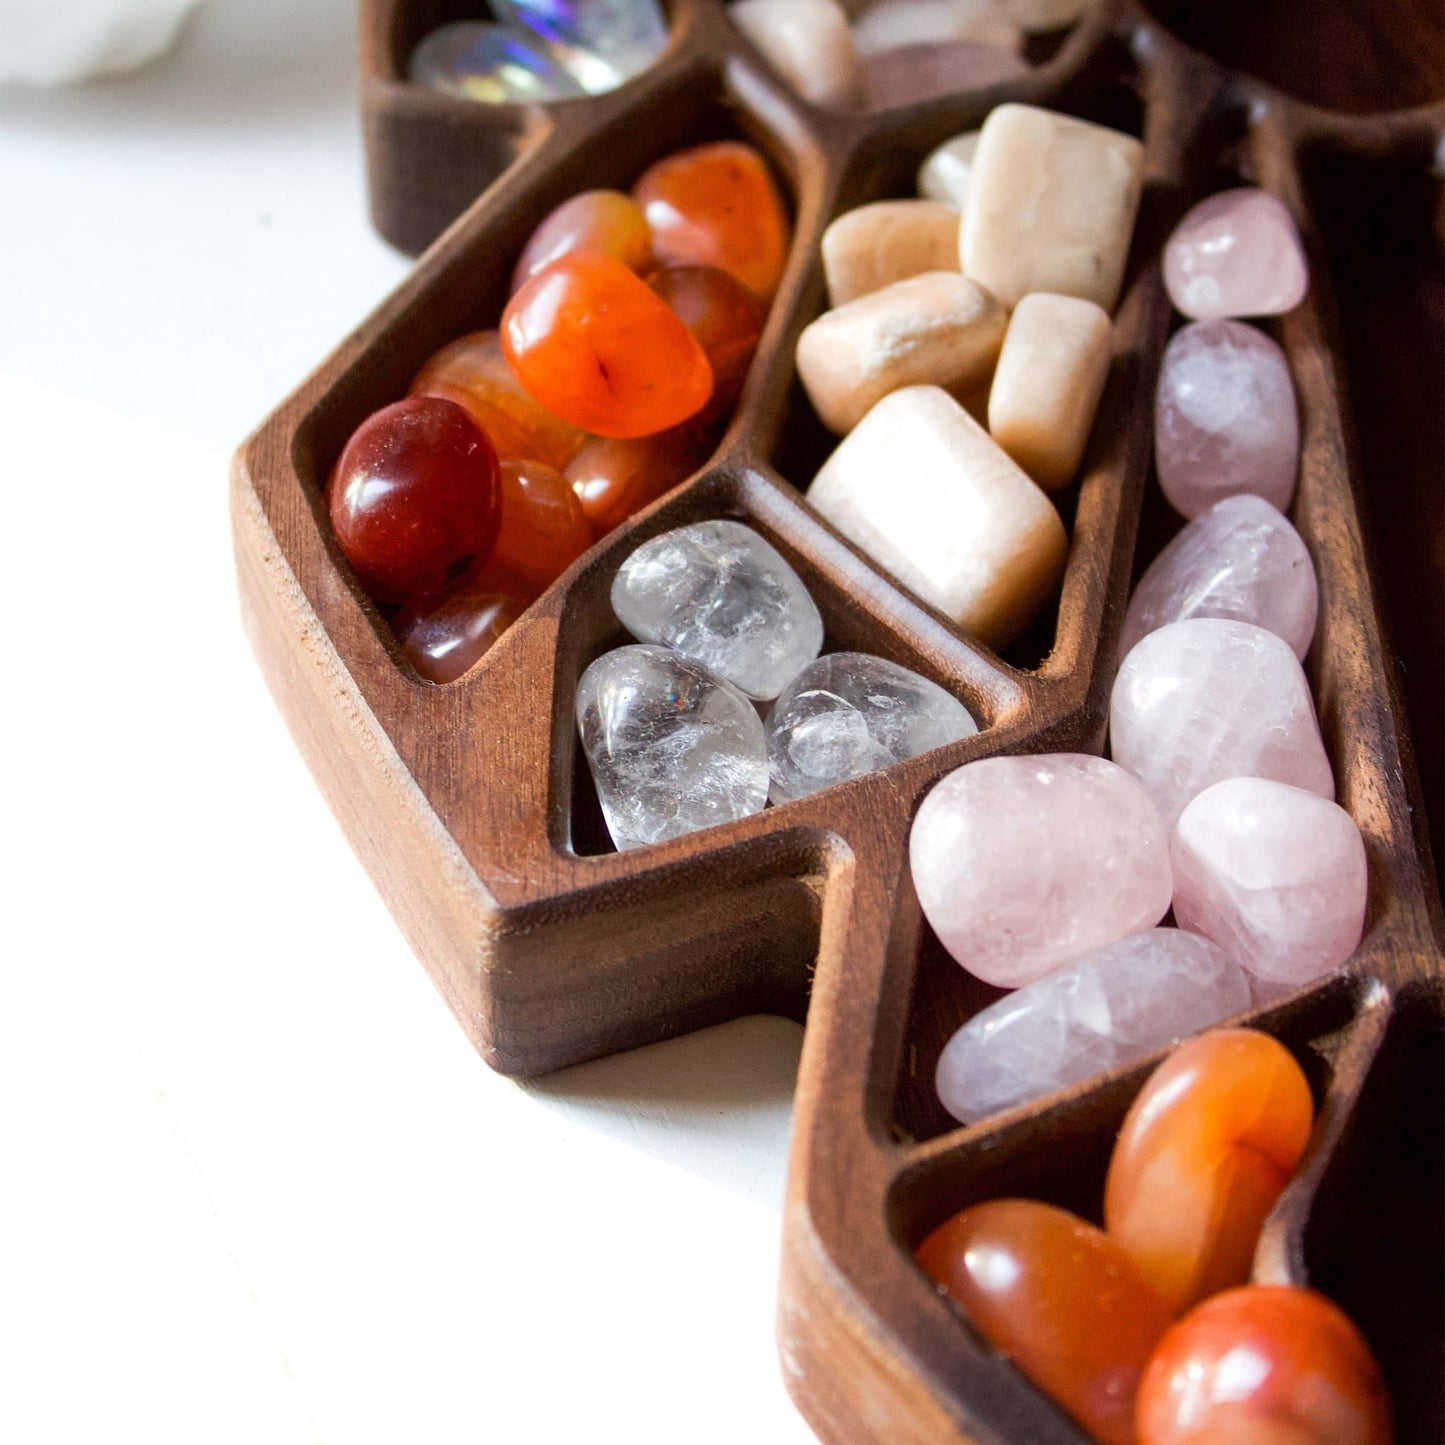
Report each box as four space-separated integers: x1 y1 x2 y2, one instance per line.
409 329 591 472
1105 1029 1314 1312
632 141 791 301
565 421 716 538
648 264 765 422
1136 1286 1393 1445
501 251 715 439
917 1199 1174 1445
394 581 523 685
511 189 653 293
488 458 593 597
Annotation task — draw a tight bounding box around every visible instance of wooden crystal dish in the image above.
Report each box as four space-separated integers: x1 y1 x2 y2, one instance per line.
234 1 1444 1439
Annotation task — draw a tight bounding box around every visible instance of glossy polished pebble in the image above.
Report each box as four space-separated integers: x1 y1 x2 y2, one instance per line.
576 644 769 849
1121 495 1318 660
936 930 1251 1124
1156 319 1300 518
502 251 713 438
410 329 590 472
917 130 980 209
1173 778 1368 990
798 273 1006 434
766 652 978 802
807 386 1066 646
917 1200 1174 1445
395 583 524 684
1164 187 1309 321
1111 618 1334 829
612 520 823 700
647 265 764 420
1105 1029 1314 1310
730 0 862 109
409 20 586 102
821 200 961 307
493 0 667 77
910 754 1172 987
634 141 791 300
988 291 1112 489
963 103 1144 310
565 424 715 538
511 189 652 292
488 459 593 597
1136 1286 1393 1445
862 39 1029 109
854 0 1022 55
331 398 502 606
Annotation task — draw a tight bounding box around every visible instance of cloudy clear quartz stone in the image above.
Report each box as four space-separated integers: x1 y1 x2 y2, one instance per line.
612 520 824 701
576 645 769 851
935 929 1252 1124
409 21 587 101
765 653 978 802
493 0 667 82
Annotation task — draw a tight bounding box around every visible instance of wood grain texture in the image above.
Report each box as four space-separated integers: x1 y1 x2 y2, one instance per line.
232 1 1445 1439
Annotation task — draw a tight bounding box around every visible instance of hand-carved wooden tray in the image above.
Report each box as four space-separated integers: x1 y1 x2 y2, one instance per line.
233 1 1444 1438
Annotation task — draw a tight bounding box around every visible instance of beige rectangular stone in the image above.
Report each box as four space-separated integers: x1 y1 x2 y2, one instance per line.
821 199 961 306
961 103 1144 311
731 0 862 109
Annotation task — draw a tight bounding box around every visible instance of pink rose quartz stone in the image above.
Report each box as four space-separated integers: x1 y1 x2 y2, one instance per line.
1164 187 1309 320
1120 494 1318 661
1155 319 1300 519
1173 777 1367 988
909 753 1172 988
1110 618 1334 830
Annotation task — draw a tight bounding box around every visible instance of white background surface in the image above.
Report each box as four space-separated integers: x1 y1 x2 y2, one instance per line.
0 3 814 1441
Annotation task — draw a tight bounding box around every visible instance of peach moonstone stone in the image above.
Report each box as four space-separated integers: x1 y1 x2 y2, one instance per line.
910 754 1173 988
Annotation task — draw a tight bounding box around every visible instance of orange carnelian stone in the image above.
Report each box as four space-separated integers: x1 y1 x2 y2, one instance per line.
565 422 716 538
410 329 591 472
633 141 790 301
1136 1286 1393 1445
648 264 765 422
511 189 654 293
917 1198 1174 1445
487 458 593 598
394 581 523 685
1105 1029 1314 1312
502 252 714 439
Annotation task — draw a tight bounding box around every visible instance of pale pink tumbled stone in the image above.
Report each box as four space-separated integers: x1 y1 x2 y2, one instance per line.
1173 777 1367 988
1110 618 1334 829
1155 319 1300 519
909 753 1173 988
1121 494 1319 660
862 39 1028 109
1164 187 1309 320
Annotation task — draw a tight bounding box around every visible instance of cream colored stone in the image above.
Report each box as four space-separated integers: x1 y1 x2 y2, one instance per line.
731 0 862 109
797 272 1007 434
961 103 1144 311
853 0 1022 56
917 130 980 210
989 292 1112 489
822 200 961 306
807 385 1068 645
998 0 1090 28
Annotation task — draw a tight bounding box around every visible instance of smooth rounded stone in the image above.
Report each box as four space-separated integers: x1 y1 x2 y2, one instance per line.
935 930 1251 1124
862 39 1029 110
575 645 769 850
962 103 1144 311
917 130 980 210
611 520 823 701
1111 618 1334 830
409 21 586 102
997 0 1089 25
821 200 961 307
1173 777 1368 988
730 0 863 109
1165 187 1309 321
988 292 1113 490
1155 319 1300 519
807 386 1067 647
765 652 978 802
797 272 1006 434
493 0 667 78
910 754 1174 988
1121 494 1318 661
853 1 1022 56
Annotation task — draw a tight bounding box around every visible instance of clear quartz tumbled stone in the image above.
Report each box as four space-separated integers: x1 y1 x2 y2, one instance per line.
409 21 587 102
575 644 769 851
611 520 824 701
493 0 668 85
765 652 979 803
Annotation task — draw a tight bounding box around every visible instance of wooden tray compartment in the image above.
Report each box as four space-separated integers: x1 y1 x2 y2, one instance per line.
236 2 1443 1440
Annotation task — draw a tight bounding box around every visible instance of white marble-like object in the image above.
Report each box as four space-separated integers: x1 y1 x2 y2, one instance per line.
730 0 863 108
917 131 981 210
821 200 961 307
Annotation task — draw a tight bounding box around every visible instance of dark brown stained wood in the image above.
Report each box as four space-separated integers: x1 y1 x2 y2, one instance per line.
235 1 1445 1440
